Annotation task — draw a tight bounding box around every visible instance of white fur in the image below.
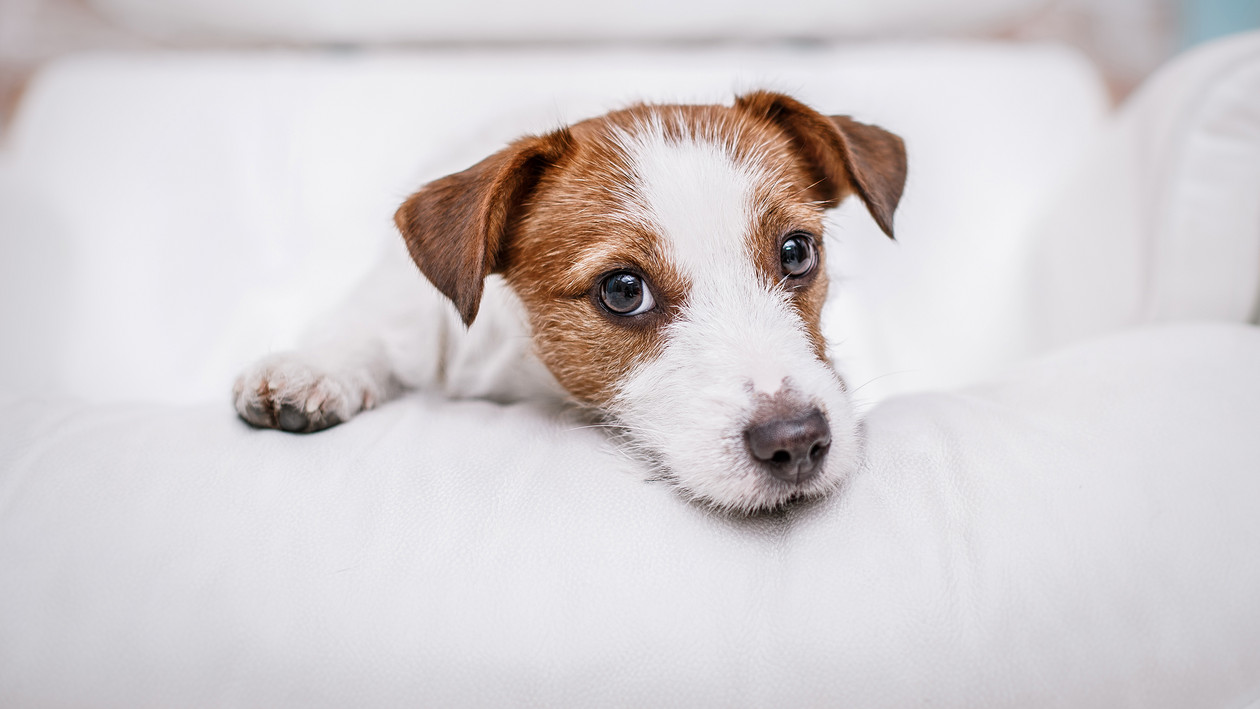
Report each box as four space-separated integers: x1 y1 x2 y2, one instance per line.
605 117 858 512
235 112 857 511
233 239 561 428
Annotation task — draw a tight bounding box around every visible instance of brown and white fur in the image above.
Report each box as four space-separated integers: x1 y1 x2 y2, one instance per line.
233 90 907 514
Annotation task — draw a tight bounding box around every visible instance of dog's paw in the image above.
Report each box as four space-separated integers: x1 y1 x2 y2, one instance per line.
233 355 366 433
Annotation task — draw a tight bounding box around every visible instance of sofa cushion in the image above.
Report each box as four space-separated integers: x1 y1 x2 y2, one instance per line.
2 322 1258 707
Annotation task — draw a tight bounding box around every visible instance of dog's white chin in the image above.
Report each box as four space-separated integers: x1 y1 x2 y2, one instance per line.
609 303 861 514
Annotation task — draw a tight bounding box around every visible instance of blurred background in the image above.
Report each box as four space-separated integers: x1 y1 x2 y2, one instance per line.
2 0 1259 135
3 8 1259 706
0 0 1257 405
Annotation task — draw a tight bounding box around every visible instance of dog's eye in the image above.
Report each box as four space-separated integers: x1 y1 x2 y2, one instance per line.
599 272 655 316
780 234 817 278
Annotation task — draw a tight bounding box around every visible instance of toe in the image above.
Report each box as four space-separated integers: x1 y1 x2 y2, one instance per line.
243 401 274 427
277 403 310 432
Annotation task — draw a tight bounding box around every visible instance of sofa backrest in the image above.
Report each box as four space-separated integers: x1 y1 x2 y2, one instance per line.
1020 30 1260 354
87 0 1047 43
0 43 1109 405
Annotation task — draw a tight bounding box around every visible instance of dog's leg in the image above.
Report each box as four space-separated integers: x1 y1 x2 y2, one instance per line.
233 241 554 433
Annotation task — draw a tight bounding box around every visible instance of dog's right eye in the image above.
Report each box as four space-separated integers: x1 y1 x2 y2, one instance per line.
599 272 656 316
780 233 817 278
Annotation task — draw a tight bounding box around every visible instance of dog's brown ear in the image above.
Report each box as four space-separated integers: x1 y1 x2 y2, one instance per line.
735 90 907 239
394 129 572 326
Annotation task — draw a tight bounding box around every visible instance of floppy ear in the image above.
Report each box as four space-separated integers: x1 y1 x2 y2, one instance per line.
735 90 907 239
394 129 572 326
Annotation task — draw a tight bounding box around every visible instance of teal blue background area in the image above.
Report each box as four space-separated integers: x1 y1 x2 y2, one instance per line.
1181 0 1260 46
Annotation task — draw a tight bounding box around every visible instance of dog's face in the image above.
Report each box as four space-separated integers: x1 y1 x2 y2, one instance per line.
396 91 906 513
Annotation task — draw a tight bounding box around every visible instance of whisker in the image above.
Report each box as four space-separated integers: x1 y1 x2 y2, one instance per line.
847 369 917 397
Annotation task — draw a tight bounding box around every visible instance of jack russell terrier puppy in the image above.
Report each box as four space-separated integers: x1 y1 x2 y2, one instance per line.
233 90 906 514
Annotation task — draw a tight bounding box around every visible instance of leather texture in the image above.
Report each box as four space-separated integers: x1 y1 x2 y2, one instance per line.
2 323 1259 707
2 36 1260 708
1023 31 1260 354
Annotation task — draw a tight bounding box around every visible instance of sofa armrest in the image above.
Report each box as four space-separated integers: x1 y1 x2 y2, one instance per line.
1022 31 1260 353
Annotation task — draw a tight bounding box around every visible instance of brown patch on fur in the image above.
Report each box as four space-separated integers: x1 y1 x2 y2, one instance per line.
393 92 907 405
394 129 574 325
505 101 838 404
745 190 831 363
735 90 907 239
501 112 684 405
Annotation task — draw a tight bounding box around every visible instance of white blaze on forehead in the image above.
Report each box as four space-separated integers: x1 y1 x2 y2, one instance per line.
604 115 859 511
612 116 796 396
611 117 764 285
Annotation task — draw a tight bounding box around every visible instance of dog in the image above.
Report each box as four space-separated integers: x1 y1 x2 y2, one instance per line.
233 90 906 514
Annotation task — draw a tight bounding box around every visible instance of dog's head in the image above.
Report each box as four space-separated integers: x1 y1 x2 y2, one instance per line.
395 91 906 513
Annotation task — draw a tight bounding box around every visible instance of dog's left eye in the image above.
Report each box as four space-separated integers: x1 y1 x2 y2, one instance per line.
780 233 817 278
599 272 656 316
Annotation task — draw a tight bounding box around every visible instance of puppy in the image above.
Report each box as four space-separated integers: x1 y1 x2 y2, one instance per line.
233 90 906 513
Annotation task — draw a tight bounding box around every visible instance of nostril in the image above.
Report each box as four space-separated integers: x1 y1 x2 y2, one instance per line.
744 407 831 485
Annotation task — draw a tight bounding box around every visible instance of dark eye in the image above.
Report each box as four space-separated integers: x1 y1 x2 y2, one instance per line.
599 271 656 316
780 233 817 278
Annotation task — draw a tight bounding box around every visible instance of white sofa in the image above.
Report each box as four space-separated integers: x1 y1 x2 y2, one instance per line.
2 25 1259 709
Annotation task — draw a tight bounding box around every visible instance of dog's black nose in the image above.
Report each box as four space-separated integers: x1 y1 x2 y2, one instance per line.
745 408 831 484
